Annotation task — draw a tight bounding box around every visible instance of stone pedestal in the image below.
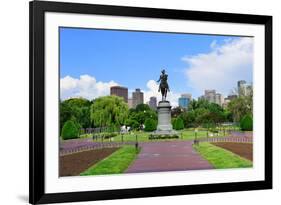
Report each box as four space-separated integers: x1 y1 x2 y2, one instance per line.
157 101 172 131
154 101 178 135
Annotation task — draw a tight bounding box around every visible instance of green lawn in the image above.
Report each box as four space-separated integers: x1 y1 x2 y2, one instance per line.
80 145 140 176
79 129 230 142
193 142 252 169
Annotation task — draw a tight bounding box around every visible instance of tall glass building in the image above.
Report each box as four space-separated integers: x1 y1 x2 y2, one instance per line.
178 93 192 109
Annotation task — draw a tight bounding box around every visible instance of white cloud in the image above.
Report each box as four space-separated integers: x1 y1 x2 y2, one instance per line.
143 80 180 107
61 74 181 106
60 75 118 100
183 37 253 97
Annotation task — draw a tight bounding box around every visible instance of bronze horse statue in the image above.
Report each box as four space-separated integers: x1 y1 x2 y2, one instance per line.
157 69 170 101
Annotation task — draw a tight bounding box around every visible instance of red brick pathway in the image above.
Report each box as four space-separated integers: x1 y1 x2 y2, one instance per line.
126 141 213 173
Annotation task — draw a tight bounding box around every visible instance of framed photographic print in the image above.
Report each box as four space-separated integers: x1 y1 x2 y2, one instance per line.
29 0 272 204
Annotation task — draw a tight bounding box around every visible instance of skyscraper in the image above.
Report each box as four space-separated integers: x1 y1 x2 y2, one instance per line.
132 88 144 108
178 93 192 109
245 84 253 96
204 90 216 103
222 94 238 108
215 93 224 106
201 90 224 106
237 80 252 96
237 80 246 96
148 96 157 110
128 98 133 109
110 86 128 103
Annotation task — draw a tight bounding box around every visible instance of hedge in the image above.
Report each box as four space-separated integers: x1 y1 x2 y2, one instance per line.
173 117 184 130
240 115 253 131
61 120 80 140
144 118 157 131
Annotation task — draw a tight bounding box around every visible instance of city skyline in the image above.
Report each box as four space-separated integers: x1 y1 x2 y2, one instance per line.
62 78 250 110
60 27 253 106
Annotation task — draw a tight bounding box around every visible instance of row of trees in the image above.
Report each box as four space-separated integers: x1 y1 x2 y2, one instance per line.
170 89 253 131
179 99 229 128
125 104 157 130
60 96 159 139
60 90 253 139
60 96 128 138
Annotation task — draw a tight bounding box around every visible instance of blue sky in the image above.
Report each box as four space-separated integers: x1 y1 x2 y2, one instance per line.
60 27 253 105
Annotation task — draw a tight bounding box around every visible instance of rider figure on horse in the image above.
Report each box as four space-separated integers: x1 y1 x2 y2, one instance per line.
157 69 170 101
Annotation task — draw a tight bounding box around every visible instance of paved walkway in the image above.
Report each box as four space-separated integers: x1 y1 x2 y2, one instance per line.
126 141 213 173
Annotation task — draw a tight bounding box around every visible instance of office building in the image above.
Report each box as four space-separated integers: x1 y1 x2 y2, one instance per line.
204 89 216 103
132 88 144 108
148 96 157 110
128 98 133 109
110 86 128 103
178 93 192 109
238 80 252 96
215 93 224 106
201 89 224 106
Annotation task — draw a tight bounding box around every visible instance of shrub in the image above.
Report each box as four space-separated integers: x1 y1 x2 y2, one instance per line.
103 132 118 139
240 115 253 131
173 117 184 130
209 128 218 133
61 120 80 140
125 119 140 130
148 134 179 140
144 118 157 131
92 132 118 140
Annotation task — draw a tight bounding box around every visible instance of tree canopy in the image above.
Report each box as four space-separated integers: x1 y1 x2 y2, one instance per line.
240 114 253 131
173 117 184 130
90 96 129 128
61 120 80 140
227 96 252 122
178 99 226 128
126 104 157 127
144 118 157 131
60 98 91 132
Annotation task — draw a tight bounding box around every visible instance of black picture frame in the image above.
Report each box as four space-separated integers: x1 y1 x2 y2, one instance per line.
29 0 272 204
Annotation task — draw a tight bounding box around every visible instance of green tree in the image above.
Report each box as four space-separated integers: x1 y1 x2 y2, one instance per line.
181 99 226 128
223 109 233 122
188 99 210 111
179 110 196 128
173 117 184 130
240 115 253 131
60 101 73 132
125 118 140 129
144 118 157 131
90 96 129 127
227 97 252 122
135 104 151 112
127 105 157 128
60 98 91 132
61 120 80 140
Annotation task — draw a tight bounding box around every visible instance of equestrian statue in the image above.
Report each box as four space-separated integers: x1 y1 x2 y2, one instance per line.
157 69 170 101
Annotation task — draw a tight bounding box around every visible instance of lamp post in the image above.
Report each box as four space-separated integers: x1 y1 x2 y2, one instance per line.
101 134 104 148
135 134 139 151
194 128 198 145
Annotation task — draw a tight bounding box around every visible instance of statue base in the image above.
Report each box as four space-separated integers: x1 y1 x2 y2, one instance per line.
153 101 178 136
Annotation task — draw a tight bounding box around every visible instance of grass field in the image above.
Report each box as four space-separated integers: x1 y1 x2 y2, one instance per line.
193 142 252 169
80 145 140 175
79 129 230 143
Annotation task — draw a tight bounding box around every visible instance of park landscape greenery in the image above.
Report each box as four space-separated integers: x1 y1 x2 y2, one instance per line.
60 92 253 174
60 90 253 140
193 142 252 169
80 146 140 176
